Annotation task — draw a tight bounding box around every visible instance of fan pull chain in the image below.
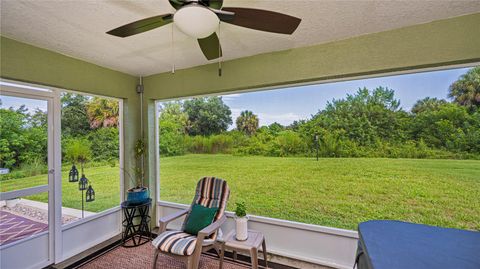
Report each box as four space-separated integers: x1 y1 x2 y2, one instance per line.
171 23 175 74
218 22 222 77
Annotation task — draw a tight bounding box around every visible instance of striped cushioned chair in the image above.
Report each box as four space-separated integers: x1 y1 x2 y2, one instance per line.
152 177 230 269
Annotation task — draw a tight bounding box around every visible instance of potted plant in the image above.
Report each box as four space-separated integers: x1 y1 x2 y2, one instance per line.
234 201 248 241
125 139 149 204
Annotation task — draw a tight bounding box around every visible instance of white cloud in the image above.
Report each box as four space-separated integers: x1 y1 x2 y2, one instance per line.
228 108 302 129
257 112 301 127
229 108 242 129
221 93 241 102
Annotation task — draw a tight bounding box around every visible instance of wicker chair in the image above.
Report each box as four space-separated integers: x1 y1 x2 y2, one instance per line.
152 177 230 269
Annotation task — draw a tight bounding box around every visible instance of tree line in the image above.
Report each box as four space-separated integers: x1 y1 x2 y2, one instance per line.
159 67 480 159
0 93 119 178
1 67 478 176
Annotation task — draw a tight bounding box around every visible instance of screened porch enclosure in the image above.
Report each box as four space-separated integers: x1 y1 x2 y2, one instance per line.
0 5 479 269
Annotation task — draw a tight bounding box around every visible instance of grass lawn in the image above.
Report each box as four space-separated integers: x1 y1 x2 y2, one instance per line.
159 154 480 231
2 155 479 231
0 165 120 213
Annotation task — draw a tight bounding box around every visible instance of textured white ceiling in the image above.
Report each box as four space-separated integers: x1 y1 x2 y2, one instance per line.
1 0 480 76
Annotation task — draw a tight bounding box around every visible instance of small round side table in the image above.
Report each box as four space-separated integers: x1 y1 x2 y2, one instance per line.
121 198 152 247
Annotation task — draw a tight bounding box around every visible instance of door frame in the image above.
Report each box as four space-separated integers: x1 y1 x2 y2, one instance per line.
2 79 126 265
0 81 62 265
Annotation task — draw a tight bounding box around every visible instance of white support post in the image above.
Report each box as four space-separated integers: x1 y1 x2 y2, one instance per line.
52 90 62 263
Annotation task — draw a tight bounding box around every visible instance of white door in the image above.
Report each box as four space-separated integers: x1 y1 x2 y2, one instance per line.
0 83 61 269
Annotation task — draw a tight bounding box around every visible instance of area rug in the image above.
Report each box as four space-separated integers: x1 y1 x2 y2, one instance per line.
0 210 48 245
78 241 250 269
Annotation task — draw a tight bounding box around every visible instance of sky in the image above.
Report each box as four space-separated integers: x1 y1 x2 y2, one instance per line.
0 95 48 113
220 67 472 128
0 82 49 113
0 67 473 126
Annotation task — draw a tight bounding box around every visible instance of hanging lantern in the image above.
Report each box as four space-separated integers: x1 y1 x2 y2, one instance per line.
79 174 88 190
86 185 95 202
69 165 79 182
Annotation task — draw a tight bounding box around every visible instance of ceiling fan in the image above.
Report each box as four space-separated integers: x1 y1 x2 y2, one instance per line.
106 0 301 60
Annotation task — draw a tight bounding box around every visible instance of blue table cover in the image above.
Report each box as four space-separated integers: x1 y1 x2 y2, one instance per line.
357 220 480 269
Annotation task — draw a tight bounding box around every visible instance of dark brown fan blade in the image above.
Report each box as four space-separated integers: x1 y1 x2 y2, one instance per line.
169 0 185 10
220 7 301 35
202 0 223 9
198 33 222 60
210 8 234 21
106 14 173 37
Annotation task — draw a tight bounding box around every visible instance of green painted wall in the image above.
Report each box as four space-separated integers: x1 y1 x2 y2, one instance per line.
0 36 141 196
1 37 137 99
143 13 480 100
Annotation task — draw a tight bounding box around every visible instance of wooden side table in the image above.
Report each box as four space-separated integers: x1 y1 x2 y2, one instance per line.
219 230 268 269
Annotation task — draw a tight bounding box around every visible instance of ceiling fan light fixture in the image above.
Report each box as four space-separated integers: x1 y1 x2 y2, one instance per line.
173 4 219 39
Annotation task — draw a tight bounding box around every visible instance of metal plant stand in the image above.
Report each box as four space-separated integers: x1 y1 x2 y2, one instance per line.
121 198 152 248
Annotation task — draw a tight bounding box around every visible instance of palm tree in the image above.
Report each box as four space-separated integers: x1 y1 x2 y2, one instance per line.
236 110 259 135
411 97 447 114
448 67 480 111
85 97 119 128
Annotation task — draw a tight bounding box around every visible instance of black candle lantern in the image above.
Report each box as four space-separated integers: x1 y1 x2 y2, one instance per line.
68 165 79 182
68 160 96 219
86 185 95 202
79 174 88 191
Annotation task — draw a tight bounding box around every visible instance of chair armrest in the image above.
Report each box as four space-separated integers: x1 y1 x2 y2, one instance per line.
193 215 227 257
159 209 189 233
197 215 227 238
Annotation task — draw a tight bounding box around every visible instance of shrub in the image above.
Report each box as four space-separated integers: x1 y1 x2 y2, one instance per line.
411 103 478 152
160 130 186 156
210 134 234 153
185 134 233 154
159 114 187 156
19 158 48 177
185 135 205 153
270 131 307 157
233 135 269 156
21 127 48 165
317 131 343 157
64 137 92 165
230 131 252 148
87 127 119 161
0 158 47 180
